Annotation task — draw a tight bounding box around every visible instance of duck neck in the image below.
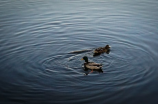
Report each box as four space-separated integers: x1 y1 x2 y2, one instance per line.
85 59 88 63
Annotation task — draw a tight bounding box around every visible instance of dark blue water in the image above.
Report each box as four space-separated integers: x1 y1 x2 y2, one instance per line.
1 0 158 104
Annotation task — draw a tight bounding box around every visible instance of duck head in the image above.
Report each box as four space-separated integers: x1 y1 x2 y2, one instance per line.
81 56 88 63
105 45 110 49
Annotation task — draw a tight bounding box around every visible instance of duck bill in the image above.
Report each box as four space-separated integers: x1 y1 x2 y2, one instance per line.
81 58 84 60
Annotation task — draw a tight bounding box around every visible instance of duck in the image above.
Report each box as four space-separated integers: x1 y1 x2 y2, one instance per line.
93 45 110 56
81 56 103 74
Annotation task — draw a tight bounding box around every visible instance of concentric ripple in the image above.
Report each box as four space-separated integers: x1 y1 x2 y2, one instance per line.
41 54 84 75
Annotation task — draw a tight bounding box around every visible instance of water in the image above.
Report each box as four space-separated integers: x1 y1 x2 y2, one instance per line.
0 0 158 104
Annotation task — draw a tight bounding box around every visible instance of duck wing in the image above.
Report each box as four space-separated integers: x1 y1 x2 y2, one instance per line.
88 62 102 66
85 64 102 70
95 47 103 50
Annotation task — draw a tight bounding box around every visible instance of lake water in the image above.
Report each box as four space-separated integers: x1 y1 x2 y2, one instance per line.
0 0 158 104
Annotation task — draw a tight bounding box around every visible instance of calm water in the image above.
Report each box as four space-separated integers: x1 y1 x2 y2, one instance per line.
0 0 158 104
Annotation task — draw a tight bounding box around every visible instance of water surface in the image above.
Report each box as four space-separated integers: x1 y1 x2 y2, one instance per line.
0 0 158 104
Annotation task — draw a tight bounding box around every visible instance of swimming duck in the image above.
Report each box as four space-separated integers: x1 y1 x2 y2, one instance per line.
81 56 103 74
93 45 110 56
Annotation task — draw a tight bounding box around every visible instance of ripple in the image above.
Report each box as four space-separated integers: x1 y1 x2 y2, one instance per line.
99 45 155 87
41 54 88 76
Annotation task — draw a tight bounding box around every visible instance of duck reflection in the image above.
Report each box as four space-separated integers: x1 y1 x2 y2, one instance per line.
83 68 103 75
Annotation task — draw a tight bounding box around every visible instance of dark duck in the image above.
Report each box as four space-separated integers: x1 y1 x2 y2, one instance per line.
93 45 110 56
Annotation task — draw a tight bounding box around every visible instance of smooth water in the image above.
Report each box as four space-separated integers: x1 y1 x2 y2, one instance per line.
0 0 158 104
